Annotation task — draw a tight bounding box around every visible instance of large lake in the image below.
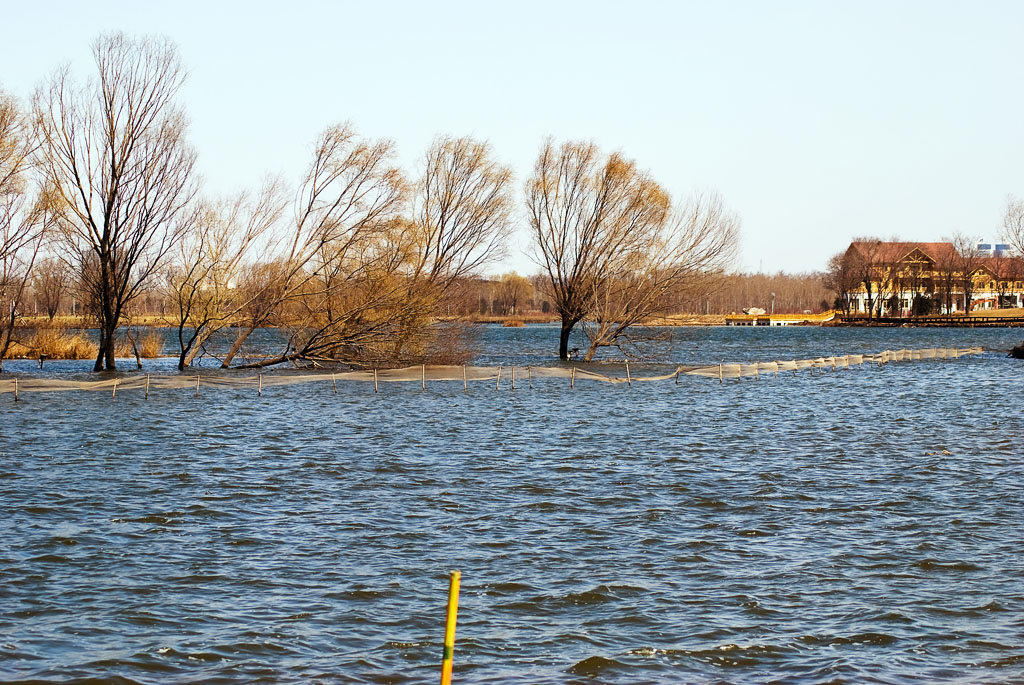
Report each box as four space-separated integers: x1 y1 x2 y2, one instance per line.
1 326 1022 683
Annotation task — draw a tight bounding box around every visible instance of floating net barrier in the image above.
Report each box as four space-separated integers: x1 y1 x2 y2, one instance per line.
0 347 984 398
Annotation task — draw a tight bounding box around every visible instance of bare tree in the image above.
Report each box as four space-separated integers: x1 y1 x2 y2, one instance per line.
492 272 532 316
932 242 959 314
0 90 49 368
845 238 887 319
1003 196 1024 257
410 136 513 291
951 233 983 313
166 181 284 369
33 256 72 320
988 255 1023 309
219 124 407 368
872 239 906 318
0 213 47 367
527 140 657 359
33 33 198 370
0 88 34 263
528 139 737 359
579 192 738 360
219 132 514 369
822 251 858 315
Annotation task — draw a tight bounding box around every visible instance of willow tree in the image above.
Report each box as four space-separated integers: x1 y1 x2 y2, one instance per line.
225 133 514 368
410 136 513 290
493 272 532 315
0 90 48 368
527 139 737 360
33 33 197 370
579 193 738 360
166 181 284 369
219 123 407 368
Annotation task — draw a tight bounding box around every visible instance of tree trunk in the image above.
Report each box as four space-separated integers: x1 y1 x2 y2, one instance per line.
236 351 303 369
95 320 118 371
558 318 575 360
93 331 106 371
177 323 206 371
221 326 255 368
106 334 116 370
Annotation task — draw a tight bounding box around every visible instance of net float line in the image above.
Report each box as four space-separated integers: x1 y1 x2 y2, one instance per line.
0 346 983 397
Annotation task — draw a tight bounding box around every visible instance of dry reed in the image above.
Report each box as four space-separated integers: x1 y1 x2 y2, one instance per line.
3 328 98 360
115 328 165 359
137 329 164 358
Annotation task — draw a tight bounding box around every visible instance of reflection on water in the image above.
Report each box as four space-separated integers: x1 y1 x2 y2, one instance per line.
1 326 1023 683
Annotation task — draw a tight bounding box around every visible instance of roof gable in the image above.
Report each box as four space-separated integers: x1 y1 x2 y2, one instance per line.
848 241 957 265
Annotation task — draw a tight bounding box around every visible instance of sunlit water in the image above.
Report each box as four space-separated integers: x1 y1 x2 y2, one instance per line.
1 326 1023 683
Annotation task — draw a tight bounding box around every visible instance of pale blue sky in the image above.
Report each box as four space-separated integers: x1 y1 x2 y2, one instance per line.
3 0 1023 274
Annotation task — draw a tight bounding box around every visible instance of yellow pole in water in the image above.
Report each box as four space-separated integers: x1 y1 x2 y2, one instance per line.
511 366 515 390
145 374 150 400
13 377 17 402
195 375 200 398
440 570 461 685
625 361 631 387
463 364 467 391
570 365 575 389
332 373 338 394
112 380 117 399
495 365 501 390
374 368 379 393
258 373 263 397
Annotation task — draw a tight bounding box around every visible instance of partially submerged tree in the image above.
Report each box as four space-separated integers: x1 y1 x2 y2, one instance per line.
218 124 407 368
0 90 48 368
527 140 649 359
527 139 737 360
410 136 513 293
233 134 514 368
33 33 198 370
0 88 33 264
166 181 284 369
579 192 737 360
0 212 47 367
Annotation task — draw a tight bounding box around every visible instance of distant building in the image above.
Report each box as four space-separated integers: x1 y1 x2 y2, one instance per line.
842 241 1024 315
976 240 1015 257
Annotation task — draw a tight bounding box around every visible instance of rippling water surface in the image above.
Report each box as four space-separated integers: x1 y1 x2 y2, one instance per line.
1 326 1023 683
